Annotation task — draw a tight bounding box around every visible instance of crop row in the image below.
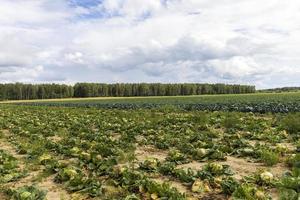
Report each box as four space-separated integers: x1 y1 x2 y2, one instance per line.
13 101 300 113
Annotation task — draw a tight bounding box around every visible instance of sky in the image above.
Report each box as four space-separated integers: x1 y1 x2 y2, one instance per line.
0 0 300 89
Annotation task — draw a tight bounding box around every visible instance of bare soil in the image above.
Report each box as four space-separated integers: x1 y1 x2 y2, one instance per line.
38 176 71 200
177 156 288 180
135 145 168 162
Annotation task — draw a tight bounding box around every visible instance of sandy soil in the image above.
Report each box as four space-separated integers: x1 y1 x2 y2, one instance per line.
177 156 288 180
135 145 168 162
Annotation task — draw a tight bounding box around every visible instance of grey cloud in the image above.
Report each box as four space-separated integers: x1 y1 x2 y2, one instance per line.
0 66 16 73
98 35 273 83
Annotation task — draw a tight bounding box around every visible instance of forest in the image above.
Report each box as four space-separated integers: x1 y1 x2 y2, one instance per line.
0 83 255 100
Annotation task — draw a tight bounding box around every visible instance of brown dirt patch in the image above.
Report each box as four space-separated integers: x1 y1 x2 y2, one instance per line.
135 145 168 162
269 188 280 200
248 140 266 147
7 169 42 188
177 156 288 180
48 135 63 143
279 142 296 152
176 161 206 171
38 176 71 200
136 135 146 143
0 193 9 200
0 130 26 171
0 130 22 159
222 157 287 180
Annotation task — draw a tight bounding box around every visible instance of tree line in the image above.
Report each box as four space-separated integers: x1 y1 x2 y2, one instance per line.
0 83 255 100
74 83 255 97
0 83 74 100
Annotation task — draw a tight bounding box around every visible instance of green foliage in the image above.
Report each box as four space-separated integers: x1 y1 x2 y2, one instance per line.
173 168 196 183
223 114 241 130
232 184 270 200
0 83 73 100
0 83 255 101
0 150 26 183
54 166 103 197
277 176 300 193
281 113 300 135
221 177 239 195
113 169 185 199
286 153 300 168
139 158 159 172
166 149 187 164
279 188 299 200
73 83 255 97
202 163 233 176
139 179 186 200
259 149 280 166
243 170 275 187
13 91 300 113
158 162 176 176
7 185 47 200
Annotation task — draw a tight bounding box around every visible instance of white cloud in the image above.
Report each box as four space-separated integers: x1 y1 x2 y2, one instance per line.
98 0 163 18
0 0 72 26
64 52 85 64
0 65 44 83
205 56 270 80
0 0 299 88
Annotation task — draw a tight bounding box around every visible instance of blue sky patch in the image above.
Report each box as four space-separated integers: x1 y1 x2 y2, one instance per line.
69 0 103 8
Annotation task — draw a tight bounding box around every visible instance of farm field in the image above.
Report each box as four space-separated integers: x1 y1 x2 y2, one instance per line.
4 92 300 113
2 1 300 200
0 105 300 199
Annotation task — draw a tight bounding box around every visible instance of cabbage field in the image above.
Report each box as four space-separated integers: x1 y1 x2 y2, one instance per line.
9 92 300 113
0 103 300 200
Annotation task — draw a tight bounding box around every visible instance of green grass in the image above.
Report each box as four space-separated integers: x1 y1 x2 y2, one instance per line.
259 149 280 166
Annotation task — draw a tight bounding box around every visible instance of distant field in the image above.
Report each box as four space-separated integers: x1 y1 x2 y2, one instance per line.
1 91 300 104
4 92 300 113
